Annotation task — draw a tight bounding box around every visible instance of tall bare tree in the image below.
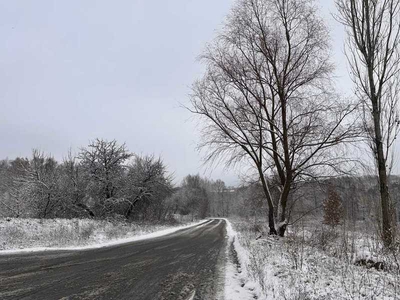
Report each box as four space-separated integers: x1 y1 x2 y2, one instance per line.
336 0 400 247
190 0 359 236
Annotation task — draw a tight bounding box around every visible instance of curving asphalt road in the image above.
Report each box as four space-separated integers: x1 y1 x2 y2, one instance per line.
0 219 227 300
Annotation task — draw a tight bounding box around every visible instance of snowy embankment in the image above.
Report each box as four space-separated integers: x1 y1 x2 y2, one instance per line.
223 218 263 300
228 218 400 300
0 217 207 254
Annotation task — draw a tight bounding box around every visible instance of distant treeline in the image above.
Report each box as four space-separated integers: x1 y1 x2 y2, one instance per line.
230 176 400 226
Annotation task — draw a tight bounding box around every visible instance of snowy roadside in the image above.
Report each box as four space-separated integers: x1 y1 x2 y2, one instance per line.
223 218 263 300
228 218 400 300
0 218 209 255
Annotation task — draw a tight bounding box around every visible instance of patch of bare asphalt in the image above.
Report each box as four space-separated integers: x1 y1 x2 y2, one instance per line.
0 219 227 300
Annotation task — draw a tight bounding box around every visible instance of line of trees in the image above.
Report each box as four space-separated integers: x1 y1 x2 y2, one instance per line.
0 139 231 222
190 0 400 247
0 139 172 221
168 175 232 220
0 139 173 219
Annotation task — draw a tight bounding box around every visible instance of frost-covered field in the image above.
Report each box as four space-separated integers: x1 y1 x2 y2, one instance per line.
229 218 400 300
0 216 200 252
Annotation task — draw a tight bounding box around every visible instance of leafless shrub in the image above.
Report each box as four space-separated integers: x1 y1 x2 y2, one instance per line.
309 227 340 253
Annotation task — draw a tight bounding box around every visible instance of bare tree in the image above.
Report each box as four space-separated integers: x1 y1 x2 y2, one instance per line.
59 151 94 217
13 150 62 218
5 158 32 217
180 175 210 220
124 155 173 220
79 139 132 216
190 0 359 236
0 159 27 218
210 179 229 217
336 0 400 247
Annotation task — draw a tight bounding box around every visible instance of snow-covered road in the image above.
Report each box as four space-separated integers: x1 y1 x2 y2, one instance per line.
0 219 227 300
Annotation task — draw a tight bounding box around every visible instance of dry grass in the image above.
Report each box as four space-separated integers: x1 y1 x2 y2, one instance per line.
0 217 189 251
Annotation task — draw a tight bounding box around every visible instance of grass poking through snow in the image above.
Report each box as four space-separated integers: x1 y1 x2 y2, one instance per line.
0 217 193 251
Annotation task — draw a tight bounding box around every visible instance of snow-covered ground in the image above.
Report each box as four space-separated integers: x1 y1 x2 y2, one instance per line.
228 218 400 300
3 216 398 299
223 218 262 300
0 217 207 254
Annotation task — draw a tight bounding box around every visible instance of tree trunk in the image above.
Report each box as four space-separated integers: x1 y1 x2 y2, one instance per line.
124 200 137 219
370 68 394 248
76 203 95 217
374 111 393 247
277 181 291 237
258 170 277 235
42 193 51 218
268 208 277 235
125 193 143 219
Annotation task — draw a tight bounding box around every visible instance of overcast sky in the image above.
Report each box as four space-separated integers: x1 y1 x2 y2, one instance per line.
0 1 379 186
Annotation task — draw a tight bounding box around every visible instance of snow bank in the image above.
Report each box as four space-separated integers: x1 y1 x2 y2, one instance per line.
223 218 262 300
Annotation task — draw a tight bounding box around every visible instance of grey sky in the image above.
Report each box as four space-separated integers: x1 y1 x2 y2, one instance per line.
0 1 393 186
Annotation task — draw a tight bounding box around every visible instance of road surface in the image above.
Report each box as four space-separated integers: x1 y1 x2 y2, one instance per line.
0 219 227 300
